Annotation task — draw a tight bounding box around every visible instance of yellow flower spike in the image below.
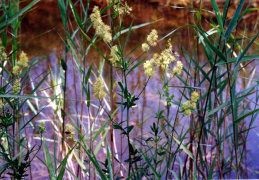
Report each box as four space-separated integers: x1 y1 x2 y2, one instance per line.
124 2 132 14
0 45 8 62
143 60 156 77
90 6 112 44
151 53 161 67
18 51 29 68
191 102 197 109
0 100 4 108
191 91 200 103
12 65 21 76
65 123 76 141
184 109 192 116
93 77 107 99
36 121 46 134
147 29 158 47
142 43 150 52
65 123 75 134
109 45 119 65
172 61 183 75
13 79 21 94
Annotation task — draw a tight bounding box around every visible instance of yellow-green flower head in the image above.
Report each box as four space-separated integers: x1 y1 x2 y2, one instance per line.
12 65 21 76
182 100 192 116
142 43 150 52
191 91 199 103
147 29 158 47
174 52 179 57
184 109 192 116
167 38 172 50
151 53 161 67
123 2 132 15
156 39 175 70
108 0 120 4
0 100 4 108
13 79 20 94
143 60 156 77
0 46 8 62
115 6 124 15
160 50 173 70
65 123 75 141
18 51 29 68
113 1 132 15
182 100 191 110
191 102 197 109
93 77 107 99
90 6 112 44
65 123 75 134
109 45 119 65
36 121 46 134
172 61 183 75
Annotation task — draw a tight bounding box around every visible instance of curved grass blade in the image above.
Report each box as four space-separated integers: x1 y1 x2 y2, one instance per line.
224 0 245 39
113 19 162 40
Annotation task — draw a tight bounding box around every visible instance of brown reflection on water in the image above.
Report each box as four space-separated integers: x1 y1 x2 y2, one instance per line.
16 1 259 179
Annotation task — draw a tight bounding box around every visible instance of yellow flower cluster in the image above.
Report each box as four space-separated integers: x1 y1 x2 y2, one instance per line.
172 61 183 75
93 77 107 99
90 6 112 44
143 60 156 77
191 91 199 102
181 91 200 116
113 2 132 15
143 38 179 77
0 45 7 62
147 29 158 47
36 121 46 134
108 0 120 4
65 123 75 141
0 100 4 108
12 52 29 94
142 43 150 52
141 29 159 53
13 79 20 94
12 51 29 76
109 45 119 65
159 39 175 70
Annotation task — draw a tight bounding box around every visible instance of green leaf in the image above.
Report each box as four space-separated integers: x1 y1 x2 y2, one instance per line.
94 128 109 155
208 155 216 179
216 55 259 66
85 63 92 85
239 8 259 19
235 108 259 123
197 28 227 62
131 141 161 180
196 12 201 20
0 0 40 32
126 125 134 133
126 57 146 76
224 0 245 39
93 107 120 142
57 146 76 180
169 133 194 159
68 0 82 26
87 84 91 108
211 0 224 34
43 138 56 180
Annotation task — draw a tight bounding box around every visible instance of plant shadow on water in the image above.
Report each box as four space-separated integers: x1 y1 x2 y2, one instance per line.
1 0 259 179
